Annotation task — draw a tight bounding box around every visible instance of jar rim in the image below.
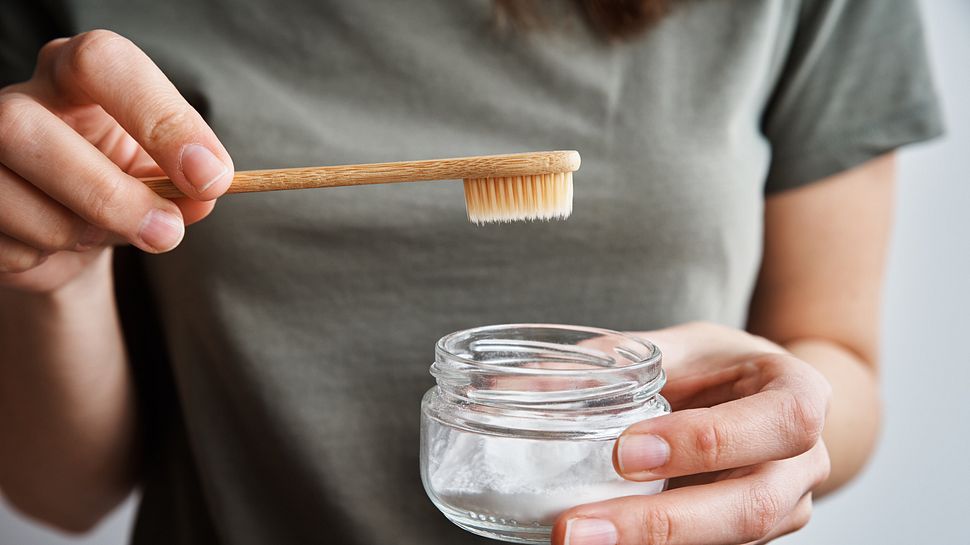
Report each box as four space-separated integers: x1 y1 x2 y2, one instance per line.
434 323 662 378
428 324 667 434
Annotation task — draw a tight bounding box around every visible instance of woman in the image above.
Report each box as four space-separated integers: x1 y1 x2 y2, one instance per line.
0 1 942 544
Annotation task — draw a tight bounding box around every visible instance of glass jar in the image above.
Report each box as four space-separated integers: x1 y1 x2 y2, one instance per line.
420 324 670 544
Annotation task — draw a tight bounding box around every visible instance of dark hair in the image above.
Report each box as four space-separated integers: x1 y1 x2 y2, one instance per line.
495 0 672 40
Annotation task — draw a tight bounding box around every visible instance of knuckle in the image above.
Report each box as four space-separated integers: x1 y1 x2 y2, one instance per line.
36 37 70 69
637 507 674 545
751 353 792 377
790 356 834 403
64 30 129 84
781 391 825 454
694 411 729 469
141 106 193 149
740 481 784 541
83 172 131 230
38 218 83 251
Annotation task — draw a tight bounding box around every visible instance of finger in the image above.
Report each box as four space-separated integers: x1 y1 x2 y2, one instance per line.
749 493 813 545
171 196 216 226
0 164 106 251
660 363 762 411
0 94 184 253
35 30 233 199
0 233 47 274
630 323 786 375
110 157 217 226
554 459 808 545
614 354 829 480
673 439 829 497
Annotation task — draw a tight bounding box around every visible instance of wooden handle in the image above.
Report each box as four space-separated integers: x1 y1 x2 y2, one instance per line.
142 150 581 199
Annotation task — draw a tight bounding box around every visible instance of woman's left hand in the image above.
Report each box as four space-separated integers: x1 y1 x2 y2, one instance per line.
553 322 833 545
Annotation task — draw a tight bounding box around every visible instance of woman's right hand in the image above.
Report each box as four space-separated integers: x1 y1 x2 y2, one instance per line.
0 29 233 293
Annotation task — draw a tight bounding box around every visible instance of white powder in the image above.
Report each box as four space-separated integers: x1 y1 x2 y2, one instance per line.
427 422 665 525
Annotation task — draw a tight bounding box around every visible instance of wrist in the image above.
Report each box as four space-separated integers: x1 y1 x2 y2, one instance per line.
783 338 882 496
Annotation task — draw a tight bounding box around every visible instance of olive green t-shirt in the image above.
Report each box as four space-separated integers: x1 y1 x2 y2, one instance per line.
1 1 942 543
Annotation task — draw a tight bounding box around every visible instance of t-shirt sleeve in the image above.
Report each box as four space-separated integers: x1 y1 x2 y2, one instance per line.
0 1 66 87
761 0 944 193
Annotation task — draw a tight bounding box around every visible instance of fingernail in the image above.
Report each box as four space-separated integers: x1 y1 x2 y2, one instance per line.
617 434 670 474
180 144 229 193
564 518 618 545
138 209 184 252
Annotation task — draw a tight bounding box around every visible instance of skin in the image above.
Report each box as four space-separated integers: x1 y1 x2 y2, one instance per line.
0 30 232 532
0 30 888 543
552 157 892 545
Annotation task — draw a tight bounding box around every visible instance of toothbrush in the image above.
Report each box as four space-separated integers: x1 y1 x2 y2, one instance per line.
142 150 580 224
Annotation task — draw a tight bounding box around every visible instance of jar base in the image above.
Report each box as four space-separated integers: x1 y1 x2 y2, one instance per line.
434 499 553 544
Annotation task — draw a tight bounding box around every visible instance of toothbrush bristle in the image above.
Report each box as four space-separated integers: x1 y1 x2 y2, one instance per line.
463 172 573 225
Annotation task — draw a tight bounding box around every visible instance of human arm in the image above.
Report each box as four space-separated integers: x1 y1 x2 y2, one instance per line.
0 29 233 532
551 154 893 545
749 154 894 494
0 252 136 532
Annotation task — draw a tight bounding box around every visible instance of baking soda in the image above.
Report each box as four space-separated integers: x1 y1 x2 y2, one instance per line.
427 421 665 525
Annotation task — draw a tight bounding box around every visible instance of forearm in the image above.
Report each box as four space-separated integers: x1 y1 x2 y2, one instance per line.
0 249 137 532
783 338 881 497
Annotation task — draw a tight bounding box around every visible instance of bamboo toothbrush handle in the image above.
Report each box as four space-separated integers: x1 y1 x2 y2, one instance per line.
142 150 581 199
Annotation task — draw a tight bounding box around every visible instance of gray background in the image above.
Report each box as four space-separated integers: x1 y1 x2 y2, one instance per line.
1 0 967 543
